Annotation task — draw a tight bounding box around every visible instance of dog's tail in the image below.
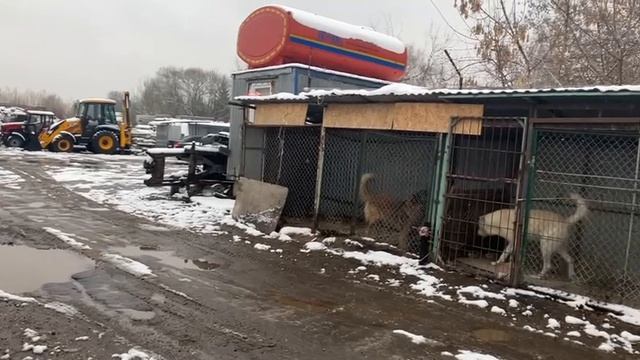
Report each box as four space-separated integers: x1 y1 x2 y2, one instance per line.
359 173 375 202
566 193 588 224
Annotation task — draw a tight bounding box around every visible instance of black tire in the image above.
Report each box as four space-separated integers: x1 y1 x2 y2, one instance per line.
6 135 24 148
91 130 118 154
51 134 74 153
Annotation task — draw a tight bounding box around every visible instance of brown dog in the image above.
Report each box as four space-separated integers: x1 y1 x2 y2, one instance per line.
359 173 424 251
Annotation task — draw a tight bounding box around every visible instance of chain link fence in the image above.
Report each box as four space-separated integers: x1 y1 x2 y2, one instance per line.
260 126 321 219
317 129 439 254
523 129 640 305
437 117 527 281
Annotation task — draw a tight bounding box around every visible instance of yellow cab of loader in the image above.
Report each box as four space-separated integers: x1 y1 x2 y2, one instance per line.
40 92 132 154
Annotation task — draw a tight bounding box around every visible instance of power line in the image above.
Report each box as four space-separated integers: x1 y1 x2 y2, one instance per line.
428 0 476 42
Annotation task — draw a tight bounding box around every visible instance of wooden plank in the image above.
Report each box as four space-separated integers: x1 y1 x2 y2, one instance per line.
323 102 483 134
393 103 484 134
323 103 393 130
254 103 308 126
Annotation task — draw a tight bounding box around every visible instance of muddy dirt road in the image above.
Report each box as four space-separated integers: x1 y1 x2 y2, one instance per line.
0 150 637 359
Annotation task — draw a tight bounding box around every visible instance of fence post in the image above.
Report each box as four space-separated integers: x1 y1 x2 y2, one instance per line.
312 125 327 232
350 131 369 235
431 119 456 263
511 121 534 287
623 136 640 276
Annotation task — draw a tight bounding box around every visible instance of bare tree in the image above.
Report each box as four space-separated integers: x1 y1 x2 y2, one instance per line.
454 0 640 87
403 29 458 88
454 0 547 87
139 67 230 120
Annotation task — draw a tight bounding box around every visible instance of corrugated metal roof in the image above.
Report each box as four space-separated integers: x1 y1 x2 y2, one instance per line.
235 83 640 104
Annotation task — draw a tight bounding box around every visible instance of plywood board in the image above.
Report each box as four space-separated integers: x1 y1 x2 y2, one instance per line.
254 103 308 126
323 102 483 134
232 177 289 234
392 103 484 135
323 103 393 130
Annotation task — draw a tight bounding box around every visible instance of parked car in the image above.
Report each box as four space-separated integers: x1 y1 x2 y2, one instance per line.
172 132 229 149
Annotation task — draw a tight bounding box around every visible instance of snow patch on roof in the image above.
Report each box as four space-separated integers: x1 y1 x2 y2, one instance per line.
236 83 640 102
148 118 230 127
270 5 406 54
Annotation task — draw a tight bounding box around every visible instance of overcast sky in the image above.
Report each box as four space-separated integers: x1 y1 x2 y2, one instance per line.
0 0 464 100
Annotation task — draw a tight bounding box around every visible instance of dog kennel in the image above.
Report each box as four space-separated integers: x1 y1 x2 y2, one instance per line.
235 85 640 305
522 120 640 306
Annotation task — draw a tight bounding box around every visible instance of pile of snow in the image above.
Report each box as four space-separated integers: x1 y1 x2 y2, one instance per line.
442 350 501 360
44 302 79 316
43 227 91 250
112 348 157 360
392 329 438 345
0 289 37 303
339 250 416 267
279 226 315 236
301 241 327 252
530 286 640 327
102 254 155 277
253 243 271 251
457 286 505 300
0 167 24 189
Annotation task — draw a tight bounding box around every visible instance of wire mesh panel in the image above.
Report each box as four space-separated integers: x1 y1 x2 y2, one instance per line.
437 117 527 281
317 128 439 254
261 126 321 219
523 129 640 305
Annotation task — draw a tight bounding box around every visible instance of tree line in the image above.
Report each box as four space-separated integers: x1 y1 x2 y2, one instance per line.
0 88 70 118
0 66 232 122
136 67 231 121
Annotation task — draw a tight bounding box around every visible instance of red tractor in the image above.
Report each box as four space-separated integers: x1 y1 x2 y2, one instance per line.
1 110 57 148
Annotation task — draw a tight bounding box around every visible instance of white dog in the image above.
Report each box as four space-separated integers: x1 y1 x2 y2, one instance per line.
477 193 588 279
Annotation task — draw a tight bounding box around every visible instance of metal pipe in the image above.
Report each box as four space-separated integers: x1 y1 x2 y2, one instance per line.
623 137 640 275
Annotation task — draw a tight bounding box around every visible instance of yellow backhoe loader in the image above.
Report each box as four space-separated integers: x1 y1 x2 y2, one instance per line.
39 92 132 154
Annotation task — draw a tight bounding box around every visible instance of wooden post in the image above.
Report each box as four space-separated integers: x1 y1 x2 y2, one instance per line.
312 125 327 232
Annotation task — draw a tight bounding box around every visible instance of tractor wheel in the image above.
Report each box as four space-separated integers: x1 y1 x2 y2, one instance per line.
6 135 24 148
51 135 74 153
91 131 118 154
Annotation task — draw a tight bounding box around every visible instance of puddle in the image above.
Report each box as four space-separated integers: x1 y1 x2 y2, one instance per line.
472 329 512 343
0 245 94 293
109 246 219 271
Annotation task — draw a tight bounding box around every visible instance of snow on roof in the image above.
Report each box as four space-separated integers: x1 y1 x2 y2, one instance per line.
0 106 27 116
26 110 55 116
148 118 230 127
270 4 406 54
79 98 116 104
236 83 640 102
232 63 390 85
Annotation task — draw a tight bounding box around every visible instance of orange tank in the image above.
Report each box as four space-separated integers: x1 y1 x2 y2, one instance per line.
237 5 407 82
